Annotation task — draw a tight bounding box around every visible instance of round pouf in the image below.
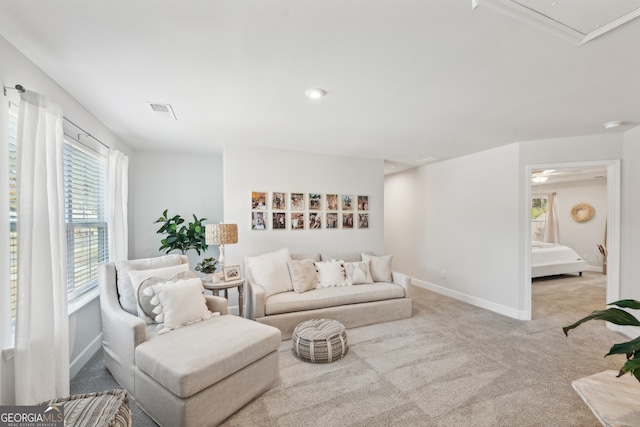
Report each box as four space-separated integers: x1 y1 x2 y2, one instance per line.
292 319 348 363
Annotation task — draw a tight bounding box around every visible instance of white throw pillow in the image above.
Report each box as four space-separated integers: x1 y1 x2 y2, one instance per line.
245 248 293 298
137 271 197 324
287 259 318 293
361 253 393 282
147 277 215 334
344 260 374 285
315 260 347 288
127 263 190 322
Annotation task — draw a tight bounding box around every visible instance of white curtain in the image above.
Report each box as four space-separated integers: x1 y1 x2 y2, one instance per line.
543 192 559 244
108 149 129 262
14 91 69 404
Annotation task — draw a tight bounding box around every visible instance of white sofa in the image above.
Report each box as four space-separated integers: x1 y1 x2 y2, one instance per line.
98 254 281 427
245 250 412 339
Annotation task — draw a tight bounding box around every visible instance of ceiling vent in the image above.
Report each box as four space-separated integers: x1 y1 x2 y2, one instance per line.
146 102 177 120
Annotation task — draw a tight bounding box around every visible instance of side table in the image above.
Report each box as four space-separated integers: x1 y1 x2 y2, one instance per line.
203 277 245 317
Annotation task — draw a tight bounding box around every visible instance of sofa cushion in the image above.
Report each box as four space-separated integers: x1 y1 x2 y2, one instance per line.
314 260 347 288
320 252 364 262
116 254 185 315
344 260 374 285
245 248 293 298
265 282 404 315
291 252 321 262
135 315 281 398
287 259 318 293
362 253 393 282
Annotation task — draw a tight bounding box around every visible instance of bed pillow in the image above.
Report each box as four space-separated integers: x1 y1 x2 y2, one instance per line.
344 260 373 285
314 260 347 288
127 263 190 322
146 277 215 334
361 253 393 282
136 271 198 323
288 259 318 293
245 248 293 298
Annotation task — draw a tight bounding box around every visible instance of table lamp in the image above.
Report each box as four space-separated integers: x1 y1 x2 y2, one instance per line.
205 223 238 267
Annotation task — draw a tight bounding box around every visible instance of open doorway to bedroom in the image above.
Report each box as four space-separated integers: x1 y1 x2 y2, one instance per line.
525 160 621 321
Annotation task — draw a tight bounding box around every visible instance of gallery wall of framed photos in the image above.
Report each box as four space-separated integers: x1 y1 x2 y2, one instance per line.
251 191 370 231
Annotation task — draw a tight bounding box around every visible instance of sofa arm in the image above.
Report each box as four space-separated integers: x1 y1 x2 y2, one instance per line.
204 295 229 315
392 271 412 298
245 279 265 320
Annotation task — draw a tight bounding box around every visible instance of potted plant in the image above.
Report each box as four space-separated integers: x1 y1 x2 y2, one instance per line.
563 299 640 381
195 257 218 282
154 210 208 255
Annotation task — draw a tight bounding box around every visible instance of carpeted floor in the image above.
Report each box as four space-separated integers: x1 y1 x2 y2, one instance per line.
72 271 624 426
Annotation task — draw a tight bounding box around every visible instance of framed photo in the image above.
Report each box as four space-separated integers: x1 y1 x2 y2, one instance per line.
291 212 305 230
358 195 369 211
222 265 241 281
272 212 287 229
309 193 322 210
251 212 266 230
358 213 369 229
290 192 305 210
342 195 354 210
342 213 354 229
251 191 267 210
272 192 286 210
309 212 322 229
326 212 338 229
326 194 339 211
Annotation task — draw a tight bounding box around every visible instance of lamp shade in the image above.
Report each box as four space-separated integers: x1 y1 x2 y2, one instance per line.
205 223 238 246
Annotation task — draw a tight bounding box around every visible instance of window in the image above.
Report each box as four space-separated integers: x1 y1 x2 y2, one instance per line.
531 196 548 241
7 110 108 335
63 139 109 298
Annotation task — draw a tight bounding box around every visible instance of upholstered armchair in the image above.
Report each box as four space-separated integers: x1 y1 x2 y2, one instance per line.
98 254 281 427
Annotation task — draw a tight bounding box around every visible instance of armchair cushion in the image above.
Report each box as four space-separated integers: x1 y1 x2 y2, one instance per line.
147 278 214 334
137 271 198 322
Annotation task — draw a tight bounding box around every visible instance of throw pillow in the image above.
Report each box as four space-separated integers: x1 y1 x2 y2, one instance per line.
147 277 215 334
314 260 347 288
127 263 190 322
287 259 318 293
137 271 198 323
361 253 393 282
344 260 374 285
245 248 293 298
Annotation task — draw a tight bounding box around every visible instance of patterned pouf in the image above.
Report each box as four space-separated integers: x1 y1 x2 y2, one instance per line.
292 318 348 363
39 389 131 427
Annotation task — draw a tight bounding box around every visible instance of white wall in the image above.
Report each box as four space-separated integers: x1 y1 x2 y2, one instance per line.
532 180 608 269
621 127 640 300
129 151 224 268
223 145 385 312
0 34 132 403
386 144 523 317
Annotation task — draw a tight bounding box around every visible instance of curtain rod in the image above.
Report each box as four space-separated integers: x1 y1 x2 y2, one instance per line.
4 83 109 150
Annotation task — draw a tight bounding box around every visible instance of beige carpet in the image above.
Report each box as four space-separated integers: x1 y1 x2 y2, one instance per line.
223 272 627 427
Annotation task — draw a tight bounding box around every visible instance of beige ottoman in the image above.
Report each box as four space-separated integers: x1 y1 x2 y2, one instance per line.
292 319 348 363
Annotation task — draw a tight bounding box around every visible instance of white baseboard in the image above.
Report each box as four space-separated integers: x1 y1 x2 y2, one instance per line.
70 333 103 379
412 278 526 320
585 265 605 273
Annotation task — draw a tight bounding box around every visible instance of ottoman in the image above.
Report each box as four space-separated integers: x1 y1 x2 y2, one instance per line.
39 389 131 427
292 318 348 363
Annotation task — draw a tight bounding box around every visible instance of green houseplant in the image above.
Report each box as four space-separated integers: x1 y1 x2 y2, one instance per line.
563 299 640 381
154 210 208 255
195 257 218 275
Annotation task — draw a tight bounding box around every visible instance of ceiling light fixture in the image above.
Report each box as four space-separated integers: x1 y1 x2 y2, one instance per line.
532 174 548 183
603 121 622 130
305 88 326 99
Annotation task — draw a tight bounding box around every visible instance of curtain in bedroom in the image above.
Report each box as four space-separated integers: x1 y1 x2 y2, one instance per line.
14 90 70 404
107 149 129 262
543 192 559 244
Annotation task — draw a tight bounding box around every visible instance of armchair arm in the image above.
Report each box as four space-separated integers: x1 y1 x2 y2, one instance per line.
392 271 412 298
244 278 265 320
204 295 229 315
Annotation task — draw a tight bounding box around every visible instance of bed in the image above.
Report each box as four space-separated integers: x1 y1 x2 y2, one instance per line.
531 241 586 278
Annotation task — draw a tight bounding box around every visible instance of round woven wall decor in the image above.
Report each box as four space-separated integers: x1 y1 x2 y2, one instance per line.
571 203 595 223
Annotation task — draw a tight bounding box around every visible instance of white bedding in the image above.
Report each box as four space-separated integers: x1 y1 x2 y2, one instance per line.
531 241 586 278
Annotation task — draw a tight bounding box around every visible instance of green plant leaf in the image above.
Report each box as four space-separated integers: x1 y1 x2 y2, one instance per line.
563 308 640 336
617 358 640 378
606 336 640 357
609 300 640 310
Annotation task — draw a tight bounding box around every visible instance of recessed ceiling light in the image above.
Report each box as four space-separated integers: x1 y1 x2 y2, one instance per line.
305 88 326 99
603 121 622 129
146 102 177 120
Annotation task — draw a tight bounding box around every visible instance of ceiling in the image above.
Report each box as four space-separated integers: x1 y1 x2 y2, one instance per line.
1 1 639 175
531 166 607 185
